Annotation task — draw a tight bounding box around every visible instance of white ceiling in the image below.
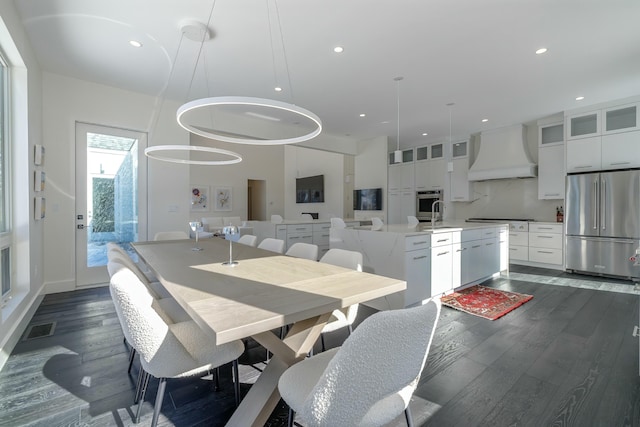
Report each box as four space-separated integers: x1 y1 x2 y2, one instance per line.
13 0 640 147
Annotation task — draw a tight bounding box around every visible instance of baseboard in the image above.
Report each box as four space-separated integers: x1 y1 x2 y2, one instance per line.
43 279 77 294
0 290 45 371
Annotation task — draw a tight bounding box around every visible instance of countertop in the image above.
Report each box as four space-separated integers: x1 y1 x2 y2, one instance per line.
352 220 509 236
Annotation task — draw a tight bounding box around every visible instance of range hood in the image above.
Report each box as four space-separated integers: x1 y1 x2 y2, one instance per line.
468 124 537 181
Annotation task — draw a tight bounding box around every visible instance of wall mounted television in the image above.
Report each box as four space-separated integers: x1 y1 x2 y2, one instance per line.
296 174 324 203
353 188 383 211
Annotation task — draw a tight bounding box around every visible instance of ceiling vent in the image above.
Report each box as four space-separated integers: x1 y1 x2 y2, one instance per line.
468 124 537 181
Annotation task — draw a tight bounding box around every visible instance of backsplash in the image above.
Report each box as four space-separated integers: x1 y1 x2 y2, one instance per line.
450 178 561 222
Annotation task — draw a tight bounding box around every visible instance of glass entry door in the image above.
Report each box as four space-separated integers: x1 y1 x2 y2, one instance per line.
75 122 147 287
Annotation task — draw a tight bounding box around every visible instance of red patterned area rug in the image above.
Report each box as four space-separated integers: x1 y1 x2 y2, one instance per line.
441 285 533 320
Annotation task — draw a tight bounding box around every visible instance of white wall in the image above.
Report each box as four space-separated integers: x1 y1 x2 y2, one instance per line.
283 145 346 220
42 72 189 292
0 3 42 366
189 134 284 222
354 136 388 221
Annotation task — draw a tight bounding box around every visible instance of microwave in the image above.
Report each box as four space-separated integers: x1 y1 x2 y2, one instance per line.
416 190 443 221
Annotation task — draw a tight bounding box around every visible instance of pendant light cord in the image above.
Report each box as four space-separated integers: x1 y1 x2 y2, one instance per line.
394 76 403 152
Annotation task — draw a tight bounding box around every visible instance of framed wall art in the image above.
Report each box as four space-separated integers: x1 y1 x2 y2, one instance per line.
190 185 209 212
215 187 232 211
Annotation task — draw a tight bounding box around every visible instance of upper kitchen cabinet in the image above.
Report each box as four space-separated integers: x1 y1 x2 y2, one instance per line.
415 143 445 191
538 122 565 199
450 140 473 202
566 111 600 140
388 148 415 191
566 136 602 172
603 103 640 134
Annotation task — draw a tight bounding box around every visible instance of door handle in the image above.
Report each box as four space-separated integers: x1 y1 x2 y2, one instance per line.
593 179 598 230
601 177 606 230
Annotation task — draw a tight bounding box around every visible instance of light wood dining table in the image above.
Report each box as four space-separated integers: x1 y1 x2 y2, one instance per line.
132 237 406 427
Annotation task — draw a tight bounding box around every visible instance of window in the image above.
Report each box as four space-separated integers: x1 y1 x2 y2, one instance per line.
0 53 11 302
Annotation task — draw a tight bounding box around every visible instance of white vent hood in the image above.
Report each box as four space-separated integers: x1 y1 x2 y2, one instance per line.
468 124 537 181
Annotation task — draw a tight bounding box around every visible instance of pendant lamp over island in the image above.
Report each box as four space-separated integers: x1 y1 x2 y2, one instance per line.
393 76 404 164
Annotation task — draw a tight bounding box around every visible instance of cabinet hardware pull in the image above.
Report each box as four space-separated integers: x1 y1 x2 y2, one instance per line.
413 241 427 245
610 161 630 166
437 238 449 242
509 248 517 251
545 193 561 196
437 251 449 256
537 227 552 230
538 250 553 254
537 235 553 239
486 243 494 246
576 165 592 169
472 245 481 249
456 249 463 252
413 255 427 260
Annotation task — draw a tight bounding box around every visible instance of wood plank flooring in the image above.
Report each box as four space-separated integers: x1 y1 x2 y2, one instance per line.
0 265 638 426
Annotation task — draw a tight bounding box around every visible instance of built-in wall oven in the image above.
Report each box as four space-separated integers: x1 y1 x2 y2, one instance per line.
416 190 443 221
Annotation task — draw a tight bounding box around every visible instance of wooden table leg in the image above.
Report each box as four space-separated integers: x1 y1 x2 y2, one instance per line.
225 313 330 427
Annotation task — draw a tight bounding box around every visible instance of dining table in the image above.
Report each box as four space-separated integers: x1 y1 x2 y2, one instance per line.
132 237 406 427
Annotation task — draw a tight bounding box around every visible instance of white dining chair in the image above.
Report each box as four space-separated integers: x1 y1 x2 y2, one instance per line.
285 242 319 261
271 214 284 224
407 215 420 227
237 234 258 247
257 237 285 254
301 213 314 221
109 268 245 427
107 244 170 299
278 299 441 427
318 248 363 351
153 231 189 241
371 217 384 230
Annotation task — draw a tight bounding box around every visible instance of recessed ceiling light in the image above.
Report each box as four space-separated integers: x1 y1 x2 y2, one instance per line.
576 96 585 101
380 120 390 124
334 46 344 53
359 113 366 117
129 40 142 48
482 118 489 123
535 47 547 55
274 87 282 92
422 133 428 136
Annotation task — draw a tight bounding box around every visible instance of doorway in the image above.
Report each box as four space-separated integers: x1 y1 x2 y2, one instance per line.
247 179 266 221
75 123 148 287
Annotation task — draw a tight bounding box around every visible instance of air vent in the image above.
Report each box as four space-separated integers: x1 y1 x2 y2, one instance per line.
23 322 56 340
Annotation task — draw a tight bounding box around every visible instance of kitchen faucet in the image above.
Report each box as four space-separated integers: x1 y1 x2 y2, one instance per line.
432 200 445 226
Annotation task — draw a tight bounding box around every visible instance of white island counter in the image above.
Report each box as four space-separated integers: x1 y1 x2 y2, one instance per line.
330 221 509 309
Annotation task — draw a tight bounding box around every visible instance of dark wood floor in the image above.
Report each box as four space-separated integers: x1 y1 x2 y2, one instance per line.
0 265 638 426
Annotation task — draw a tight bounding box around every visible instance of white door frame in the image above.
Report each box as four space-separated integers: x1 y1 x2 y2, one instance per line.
75 122 148 287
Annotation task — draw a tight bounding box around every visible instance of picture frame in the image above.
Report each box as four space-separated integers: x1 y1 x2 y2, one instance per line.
34 170 46 192
190 185 210 212
34 197 46 220
34 144 45 166
214 187 232 211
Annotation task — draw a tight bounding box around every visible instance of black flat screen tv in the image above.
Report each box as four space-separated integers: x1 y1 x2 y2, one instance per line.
296 175 324 203
354 188 382 211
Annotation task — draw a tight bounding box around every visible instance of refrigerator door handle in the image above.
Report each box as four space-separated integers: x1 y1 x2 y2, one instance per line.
601 177 606 230
593 178 599 230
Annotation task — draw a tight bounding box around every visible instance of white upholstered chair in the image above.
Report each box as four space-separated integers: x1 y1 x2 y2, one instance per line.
407 215 420 227
109 268 245 427
285 242 319 261
371 217 384 230
278 299 441 427
271 214 284 224
318 248 363 350
330 217 346 229
301 213 314 220
153 231 189 241
257 237 285 254
237 234 258 247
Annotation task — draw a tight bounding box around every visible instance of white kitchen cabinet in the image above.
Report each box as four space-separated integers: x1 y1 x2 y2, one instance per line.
414 161 429 190
567 111 601 140
415 145 446 191
538 144 565 199
566 136 602 173
509 226 528 262
601 131 640 170
404 247 431 305
431 244 453 296
313 222 332 258
498 227 509 271
387 191 415 225
450 157 473 202
603 102 640 134
528 223 563 265
539 123 564 147
388 162 414 191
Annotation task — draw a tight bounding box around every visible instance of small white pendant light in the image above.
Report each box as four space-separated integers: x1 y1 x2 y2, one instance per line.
393 76 404 164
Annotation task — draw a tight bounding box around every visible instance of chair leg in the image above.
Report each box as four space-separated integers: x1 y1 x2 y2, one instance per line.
127 347 137 374
232 359 241 407
151 377 167 427
214 366 221 391
404 406 414 427
287 407 295 427
134 365 144 403
320 333 326 352
135 370 151 423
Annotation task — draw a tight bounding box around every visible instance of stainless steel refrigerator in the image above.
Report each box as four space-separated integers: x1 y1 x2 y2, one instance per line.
565 169 640 280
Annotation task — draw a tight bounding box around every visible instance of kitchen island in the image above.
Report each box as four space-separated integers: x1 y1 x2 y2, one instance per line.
330 221 509 309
